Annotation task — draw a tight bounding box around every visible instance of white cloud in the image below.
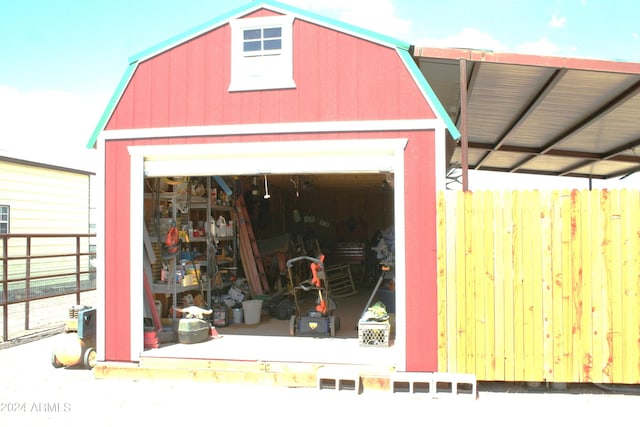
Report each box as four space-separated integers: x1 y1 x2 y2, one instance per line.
280 0 412 39
516 36 561 55
0 85 105 171
414 28 509 52
548 14 566 29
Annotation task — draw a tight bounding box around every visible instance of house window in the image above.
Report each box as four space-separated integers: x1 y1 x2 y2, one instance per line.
243 27 282 55
0 206 9 234
229 15 295 91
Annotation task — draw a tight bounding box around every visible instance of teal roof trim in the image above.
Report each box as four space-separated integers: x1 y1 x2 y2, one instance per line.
128 2 253 64
85 63 136 149
129 0 410 65
261 0 411 51
398 49 461 140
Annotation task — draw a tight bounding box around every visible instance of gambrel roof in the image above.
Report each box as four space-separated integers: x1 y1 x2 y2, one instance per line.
86 0 459 149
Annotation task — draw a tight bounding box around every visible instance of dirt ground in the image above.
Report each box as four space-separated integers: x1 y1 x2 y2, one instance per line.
0 334 638 426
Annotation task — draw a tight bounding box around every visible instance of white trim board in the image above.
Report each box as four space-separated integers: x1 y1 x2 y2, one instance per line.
126 137 407 370
95 137 106 363
130 139 405 177
101 119 443 141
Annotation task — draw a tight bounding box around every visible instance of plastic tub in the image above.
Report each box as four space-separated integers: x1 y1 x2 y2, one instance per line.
242 300 263 325
232 307 244 324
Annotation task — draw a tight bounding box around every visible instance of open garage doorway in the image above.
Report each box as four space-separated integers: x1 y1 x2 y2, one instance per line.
143 172 396 339
129 138 407 364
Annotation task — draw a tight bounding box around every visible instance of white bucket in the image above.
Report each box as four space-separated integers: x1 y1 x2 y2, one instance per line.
232 307 243 324
242 300 263 325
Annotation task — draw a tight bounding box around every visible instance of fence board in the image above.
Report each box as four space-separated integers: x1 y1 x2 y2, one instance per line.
436 191 448 371
502 191 515 381
483 191 496 379
531 191 544 381
493 191 506 379
455 191 467 373
474 192 487 379
541 191 553 381
551 190 564 381
522 191 534 380
620 189 632 381
444 191 458 373
570 190 582 382
561 190 573 381
589 190 604 383
525 191 544 380
621 190 640 381
579 190 593 382
629 189 640 380
512 190 525 379
600 190 613 382
464 191 475 373
609 190 623 382
438 189 640 384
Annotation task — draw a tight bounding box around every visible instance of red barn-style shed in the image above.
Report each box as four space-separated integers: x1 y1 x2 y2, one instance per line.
88 0 459 376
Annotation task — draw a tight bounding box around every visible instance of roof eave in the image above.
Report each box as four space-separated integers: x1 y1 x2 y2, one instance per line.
85 63 136 149
414 46 640 74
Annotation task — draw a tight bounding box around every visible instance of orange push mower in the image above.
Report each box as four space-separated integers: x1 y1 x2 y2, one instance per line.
286 255 339 337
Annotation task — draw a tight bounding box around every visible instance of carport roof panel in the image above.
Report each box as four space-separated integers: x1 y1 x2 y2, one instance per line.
415 47 640 179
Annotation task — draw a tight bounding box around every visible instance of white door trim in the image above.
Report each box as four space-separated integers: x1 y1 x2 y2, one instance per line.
122 136 409 368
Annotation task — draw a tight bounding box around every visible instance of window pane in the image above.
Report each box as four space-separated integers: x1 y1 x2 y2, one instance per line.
243 40 262 52
263 39 281 51
243 29 261 40
263 27 281 38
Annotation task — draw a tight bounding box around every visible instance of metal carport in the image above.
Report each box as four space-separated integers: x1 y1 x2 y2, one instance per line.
414 47 640 189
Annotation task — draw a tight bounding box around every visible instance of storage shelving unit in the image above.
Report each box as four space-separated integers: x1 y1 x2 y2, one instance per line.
146 176 237 314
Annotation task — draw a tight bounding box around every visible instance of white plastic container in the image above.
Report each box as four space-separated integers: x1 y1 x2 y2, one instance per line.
216 216 227 236
232 307 244 324
242 300 263 325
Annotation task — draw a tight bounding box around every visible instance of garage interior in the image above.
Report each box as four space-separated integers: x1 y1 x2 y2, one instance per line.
143 172 397 348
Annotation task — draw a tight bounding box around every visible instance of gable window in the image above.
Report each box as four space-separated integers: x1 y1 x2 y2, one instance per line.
229 15 295 91
0 205 9 234
243 27 282 54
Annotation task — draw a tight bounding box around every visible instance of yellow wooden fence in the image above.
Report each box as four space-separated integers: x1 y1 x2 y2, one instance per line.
437 189 640 384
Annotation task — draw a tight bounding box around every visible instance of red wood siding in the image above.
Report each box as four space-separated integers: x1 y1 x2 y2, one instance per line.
101 10 442 367
403 130 438 372
102 130 439 369
104 141 132 361
106 18 433 131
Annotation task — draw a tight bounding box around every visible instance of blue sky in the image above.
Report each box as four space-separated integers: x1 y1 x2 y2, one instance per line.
1 0 639 187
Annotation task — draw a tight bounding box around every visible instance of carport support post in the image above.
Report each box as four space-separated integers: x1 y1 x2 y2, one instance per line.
460 58 469 192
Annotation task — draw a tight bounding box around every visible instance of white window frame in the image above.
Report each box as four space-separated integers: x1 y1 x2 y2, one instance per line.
229 15 295 92
242 26 283 56
0 205 9 234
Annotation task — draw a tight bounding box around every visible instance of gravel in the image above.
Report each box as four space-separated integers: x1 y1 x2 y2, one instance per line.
1 334 638 426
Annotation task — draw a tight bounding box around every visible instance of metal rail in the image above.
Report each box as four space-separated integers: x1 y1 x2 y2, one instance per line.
0 233 96 341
